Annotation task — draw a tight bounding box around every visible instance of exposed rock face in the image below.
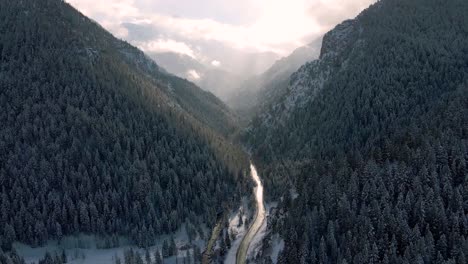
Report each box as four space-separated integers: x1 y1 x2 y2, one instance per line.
244 19 365 163
320 20 359 60
283 20 362 115
228 39 322 122
243 18 365 154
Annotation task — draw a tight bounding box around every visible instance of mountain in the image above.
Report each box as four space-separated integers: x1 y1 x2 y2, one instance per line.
243 0 468 262
228 38 322 122
146 52 206 81
0 0 248 253
147 51 242 101
112 46 238 138
120 20 281 99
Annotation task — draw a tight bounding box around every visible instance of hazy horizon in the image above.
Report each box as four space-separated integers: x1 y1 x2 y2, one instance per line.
66 0 375 77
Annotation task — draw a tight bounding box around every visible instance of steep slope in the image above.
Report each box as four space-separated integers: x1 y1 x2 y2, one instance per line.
243 19 360 156
0 0 248 251
244 0 468 263
228 39 321 122
104 38 238 138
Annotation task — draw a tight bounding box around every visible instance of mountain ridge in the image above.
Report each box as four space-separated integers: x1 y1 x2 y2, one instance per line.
242 0 468 263
229 38 322 123
0 0 248 253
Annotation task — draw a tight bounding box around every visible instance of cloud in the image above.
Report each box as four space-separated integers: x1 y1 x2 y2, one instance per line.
100 20 129 38
68 0 374 53
137 3 318 55
308 0 375 29
187 69 201 80
67 0 138 38
69 0 138 18
137 39 197 59
211 60 221 67
66 0 375 73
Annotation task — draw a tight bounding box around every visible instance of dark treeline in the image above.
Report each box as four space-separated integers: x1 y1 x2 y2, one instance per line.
0 250 26 264
0 0 248 251
246 0 468 263
0 250 66 264
115 245 203 264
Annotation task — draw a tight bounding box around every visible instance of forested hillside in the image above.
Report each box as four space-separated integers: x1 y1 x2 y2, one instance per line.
244 0 468 263
229 39 321 123
0 0 248 252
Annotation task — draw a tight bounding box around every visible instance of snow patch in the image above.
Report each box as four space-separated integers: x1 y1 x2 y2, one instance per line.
245 203 277 262
269 234 285 264
14 224 206 264
224 199 250 264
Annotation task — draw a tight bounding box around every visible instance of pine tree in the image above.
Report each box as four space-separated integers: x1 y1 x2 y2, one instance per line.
145 249 151 264
170 237 177 257
162 240 170 258
3 224 16 251
154 249 162 264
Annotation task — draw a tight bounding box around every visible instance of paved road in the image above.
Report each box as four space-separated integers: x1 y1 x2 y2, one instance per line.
236 163 265 264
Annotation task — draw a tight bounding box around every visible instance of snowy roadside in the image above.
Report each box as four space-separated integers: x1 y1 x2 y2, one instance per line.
245 203 274 262
244 202 284 264
224 198 250 264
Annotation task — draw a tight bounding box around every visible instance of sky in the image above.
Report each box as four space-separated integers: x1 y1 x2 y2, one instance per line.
66 0 375 73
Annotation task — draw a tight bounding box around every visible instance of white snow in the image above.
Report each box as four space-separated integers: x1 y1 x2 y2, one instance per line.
245 203 277 262
244 202 285 264
224 198 250 264
269 234 285 264
246 213 267 260
290 188 299 200
14 224 206 264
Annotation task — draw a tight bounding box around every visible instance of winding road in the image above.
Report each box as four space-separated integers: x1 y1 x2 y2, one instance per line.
236 163 266 264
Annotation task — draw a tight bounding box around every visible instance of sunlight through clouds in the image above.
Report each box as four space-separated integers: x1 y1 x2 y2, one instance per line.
66 0 375 74
67 0 374 54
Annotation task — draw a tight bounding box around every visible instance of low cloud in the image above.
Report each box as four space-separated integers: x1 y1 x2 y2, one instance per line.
187 69 201 80
308 0 375 29
67 0 375 73
137 39 197 59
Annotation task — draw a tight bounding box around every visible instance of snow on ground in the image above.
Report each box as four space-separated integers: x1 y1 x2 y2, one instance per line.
14 224 207 264
290 188 299 200
224 198 250 264
241 202 284 263
269 234 285 264
246 213 267 260
245 202 277 262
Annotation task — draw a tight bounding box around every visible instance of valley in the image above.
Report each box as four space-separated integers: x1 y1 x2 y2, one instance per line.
1 0 468 264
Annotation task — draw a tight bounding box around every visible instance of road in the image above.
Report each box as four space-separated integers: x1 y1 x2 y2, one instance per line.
236 163 266 264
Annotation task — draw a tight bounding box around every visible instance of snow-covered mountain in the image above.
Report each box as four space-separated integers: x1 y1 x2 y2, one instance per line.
146 50 280 101
147 51 242 101
228 38 322 122
242 18 362 151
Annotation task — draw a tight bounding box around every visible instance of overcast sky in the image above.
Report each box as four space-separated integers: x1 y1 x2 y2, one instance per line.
67 0 375 71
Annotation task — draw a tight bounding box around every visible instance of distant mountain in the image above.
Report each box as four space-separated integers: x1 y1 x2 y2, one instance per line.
111 45 238 137
148 52 206 79
120 20 281 99
228 39 322 122
148 51 242 101
0 0 248 253
243 0 468 263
